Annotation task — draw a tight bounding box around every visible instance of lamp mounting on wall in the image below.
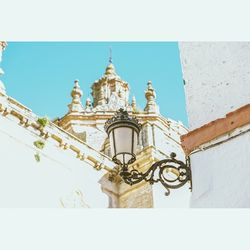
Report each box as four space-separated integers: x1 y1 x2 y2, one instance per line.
104 108 192 196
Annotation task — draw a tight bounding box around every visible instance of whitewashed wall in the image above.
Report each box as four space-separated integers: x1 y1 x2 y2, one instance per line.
0 113 108 208
179 42 250 130
190 128 250 207
152 182 190 208
179 42 250 208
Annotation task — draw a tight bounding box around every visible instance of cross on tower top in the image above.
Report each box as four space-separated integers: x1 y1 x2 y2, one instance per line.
109 47 112 64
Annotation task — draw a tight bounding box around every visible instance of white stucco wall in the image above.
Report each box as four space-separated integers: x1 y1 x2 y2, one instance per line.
0 110 109 208
179 42 250 130
179 42 250 208
152 182 190 208
190 127 250 207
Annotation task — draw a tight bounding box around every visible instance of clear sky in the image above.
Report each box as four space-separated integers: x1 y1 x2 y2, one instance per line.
1 42 188 126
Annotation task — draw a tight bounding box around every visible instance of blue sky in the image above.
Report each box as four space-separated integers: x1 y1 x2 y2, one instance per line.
1 42 188 125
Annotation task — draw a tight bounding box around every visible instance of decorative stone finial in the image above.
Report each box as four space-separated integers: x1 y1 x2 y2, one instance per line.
105 63 116 75
131 96 137 111
0 42 7 95
144 81 159 114
68 79 84 113
71 79 82 97
91 61 130 111
85 97 92 111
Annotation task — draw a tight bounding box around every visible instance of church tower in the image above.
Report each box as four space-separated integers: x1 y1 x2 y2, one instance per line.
91 63 130 111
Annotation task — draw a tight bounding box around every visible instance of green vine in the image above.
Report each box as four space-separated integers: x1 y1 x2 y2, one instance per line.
37 117 50 127
33 116 50 163
34 153 41 162
33 140 45 150
34 140 45 163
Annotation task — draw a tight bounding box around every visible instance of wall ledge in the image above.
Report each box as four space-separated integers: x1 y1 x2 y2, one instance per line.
181 103 250 155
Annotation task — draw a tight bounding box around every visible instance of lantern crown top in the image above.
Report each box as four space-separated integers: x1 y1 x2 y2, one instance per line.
104 108 142 134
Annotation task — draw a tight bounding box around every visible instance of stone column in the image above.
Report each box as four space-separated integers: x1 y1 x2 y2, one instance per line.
99 173 153 208
99 174 119 208
142 122 154 147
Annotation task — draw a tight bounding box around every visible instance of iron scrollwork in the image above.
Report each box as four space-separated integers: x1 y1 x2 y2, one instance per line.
119 152 192 196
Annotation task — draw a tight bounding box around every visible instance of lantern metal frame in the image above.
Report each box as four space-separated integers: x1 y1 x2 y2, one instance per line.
104 108 142 166
105 108 192 196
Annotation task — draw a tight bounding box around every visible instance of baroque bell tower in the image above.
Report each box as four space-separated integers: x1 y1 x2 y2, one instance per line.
91 61 130 111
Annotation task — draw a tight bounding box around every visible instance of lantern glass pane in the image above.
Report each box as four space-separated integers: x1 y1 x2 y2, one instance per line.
114 127 132 155
108 125 140 165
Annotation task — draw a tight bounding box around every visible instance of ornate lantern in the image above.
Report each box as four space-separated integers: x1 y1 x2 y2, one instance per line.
104 108 142 166
105 108 192 196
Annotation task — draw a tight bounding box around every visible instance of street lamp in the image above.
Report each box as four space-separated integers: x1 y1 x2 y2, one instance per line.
104 108 192 196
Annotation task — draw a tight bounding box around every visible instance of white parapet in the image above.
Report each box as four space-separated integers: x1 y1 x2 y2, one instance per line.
0 95 115 208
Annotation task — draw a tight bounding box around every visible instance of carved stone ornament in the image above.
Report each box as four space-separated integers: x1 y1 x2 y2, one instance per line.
144 81 159 113
91 63 131 111
60 189 90 208
68 80 84 113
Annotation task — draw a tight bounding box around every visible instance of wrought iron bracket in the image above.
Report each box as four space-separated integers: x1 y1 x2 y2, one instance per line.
118 152 192 196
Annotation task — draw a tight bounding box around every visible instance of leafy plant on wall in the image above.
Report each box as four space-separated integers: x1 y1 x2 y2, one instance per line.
34 116 50 162
37 117 50 127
